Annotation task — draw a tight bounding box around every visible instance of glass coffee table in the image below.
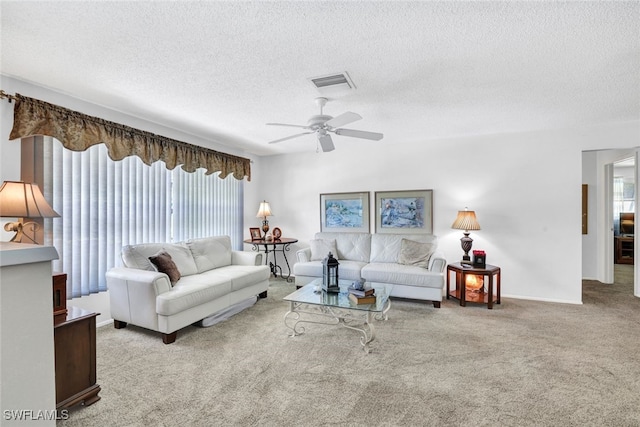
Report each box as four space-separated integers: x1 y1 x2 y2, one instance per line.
283 278 393 353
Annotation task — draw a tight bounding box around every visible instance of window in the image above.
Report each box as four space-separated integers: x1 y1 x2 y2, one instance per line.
41 137 243 298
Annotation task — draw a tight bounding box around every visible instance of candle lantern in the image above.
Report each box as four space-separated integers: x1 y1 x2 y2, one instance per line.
322 252 340 293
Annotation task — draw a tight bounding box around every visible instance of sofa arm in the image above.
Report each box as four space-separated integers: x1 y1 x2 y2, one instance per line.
106 267 172 329
232 250 263 266
296 248 311 263
429 251 447 273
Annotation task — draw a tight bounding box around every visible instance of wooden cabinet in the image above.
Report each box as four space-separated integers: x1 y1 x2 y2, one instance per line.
53 272 68 324
54 306 101 409
615 236 634 264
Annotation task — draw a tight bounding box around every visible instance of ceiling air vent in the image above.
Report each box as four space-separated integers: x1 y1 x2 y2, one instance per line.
308 72 356 95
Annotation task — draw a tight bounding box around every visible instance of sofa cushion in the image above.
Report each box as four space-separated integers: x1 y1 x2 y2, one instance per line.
122 243 164 271
293 260 367 281
362 262 443 289
309 239 338 261
122 242 199 276
397 238 435 268
149 251 181 285
157 278 232 316
370 234 437 263
210 265 270 292
161 244 199 276
314 232 371 262
186 236 232 273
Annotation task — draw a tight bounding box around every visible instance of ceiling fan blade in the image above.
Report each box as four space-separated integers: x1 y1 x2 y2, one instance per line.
334 128 384 141
266 122 311 129
324 112 362 129
268 131 313 144
317 132 335 152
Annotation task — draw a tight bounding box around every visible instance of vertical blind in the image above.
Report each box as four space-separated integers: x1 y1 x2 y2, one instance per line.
42 137 243 298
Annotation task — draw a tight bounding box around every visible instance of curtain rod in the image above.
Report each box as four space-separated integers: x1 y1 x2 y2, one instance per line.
0 90 18 103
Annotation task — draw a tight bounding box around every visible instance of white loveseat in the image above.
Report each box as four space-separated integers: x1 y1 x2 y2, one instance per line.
293 232 447 307
106 236 270 344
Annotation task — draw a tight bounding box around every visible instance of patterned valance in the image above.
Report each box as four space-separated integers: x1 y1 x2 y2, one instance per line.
8 94 251 181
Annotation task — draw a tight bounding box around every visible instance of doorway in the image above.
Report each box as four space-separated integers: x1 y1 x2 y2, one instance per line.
613 157 635 285
582 148 639 299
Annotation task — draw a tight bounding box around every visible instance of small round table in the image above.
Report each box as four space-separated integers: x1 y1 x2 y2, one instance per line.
244 237 298 282
446 262 501 309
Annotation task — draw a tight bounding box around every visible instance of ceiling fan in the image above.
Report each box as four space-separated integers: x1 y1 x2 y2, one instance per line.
266 97 383 152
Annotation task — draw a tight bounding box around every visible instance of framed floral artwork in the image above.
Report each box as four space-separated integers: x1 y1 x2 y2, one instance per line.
320 192 370 233
374 189 433 234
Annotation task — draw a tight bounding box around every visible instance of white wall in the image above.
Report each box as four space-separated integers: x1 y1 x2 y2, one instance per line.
582 151 598 280
246 122 640 304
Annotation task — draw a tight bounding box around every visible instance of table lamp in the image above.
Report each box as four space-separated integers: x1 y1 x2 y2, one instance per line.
0 180 60 243
451 207 480 262
256 200 273 234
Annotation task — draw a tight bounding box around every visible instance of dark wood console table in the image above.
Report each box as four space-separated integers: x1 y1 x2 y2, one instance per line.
244 237 298 281
446 262 501 309
615 235 634 264
54 306 101 410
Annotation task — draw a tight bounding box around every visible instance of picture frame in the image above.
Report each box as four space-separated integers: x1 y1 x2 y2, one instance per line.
374 189 433 234
272 227 282 240
249 227 262 240
320 192 370 233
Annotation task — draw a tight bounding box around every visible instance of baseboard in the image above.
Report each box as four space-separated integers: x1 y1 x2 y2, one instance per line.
502 293 583 305
97 319 114 328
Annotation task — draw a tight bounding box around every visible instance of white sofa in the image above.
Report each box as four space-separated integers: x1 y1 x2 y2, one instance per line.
106 236 270 344
293 232 447 307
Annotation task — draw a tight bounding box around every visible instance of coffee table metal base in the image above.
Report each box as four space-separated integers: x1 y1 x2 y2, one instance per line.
284 299 391 353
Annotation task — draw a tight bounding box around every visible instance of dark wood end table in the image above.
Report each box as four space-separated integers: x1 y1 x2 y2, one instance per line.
244 237 298 282
446 262 501 309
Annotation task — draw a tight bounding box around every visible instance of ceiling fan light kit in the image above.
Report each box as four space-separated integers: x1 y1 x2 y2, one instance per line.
266 97 383 153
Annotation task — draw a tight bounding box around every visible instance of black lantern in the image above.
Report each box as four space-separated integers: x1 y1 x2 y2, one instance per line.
322 252 340 293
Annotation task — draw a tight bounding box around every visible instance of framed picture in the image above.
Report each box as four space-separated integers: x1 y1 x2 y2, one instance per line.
272 227 282 240
320 192 370 233
374 189 433 234
249 227 262 240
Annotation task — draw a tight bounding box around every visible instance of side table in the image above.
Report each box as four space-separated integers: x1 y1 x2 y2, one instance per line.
244 237 298 282
446 262 501 309
54 306 101 409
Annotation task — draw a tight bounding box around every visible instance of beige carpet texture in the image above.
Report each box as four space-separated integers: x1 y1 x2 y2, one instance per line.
59 265 640 427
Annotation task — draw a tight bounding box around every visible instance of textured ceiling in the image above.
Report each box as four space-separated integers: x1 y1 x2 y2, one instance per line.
1 1 639 157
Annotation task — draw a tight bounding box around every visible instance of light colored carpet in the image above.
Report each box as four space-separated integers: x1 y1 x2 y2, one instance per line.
60 266 640 426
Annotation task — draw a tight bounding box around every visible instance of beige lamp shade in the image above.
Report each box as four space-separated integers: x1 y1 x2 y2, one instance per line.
451 209 480 231
256 201 273 218
451 208 480 262
0 181 59 218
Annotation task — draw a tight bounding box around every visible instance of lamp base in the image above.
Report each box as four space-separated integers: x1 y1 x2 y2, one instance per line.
460 232 473 264
4 221 39 244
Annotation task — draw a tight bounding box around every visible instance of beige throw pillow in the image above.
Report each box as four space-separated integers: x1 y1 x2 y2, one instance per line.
310 239 338 261
149 251 181 285
397 239 435 269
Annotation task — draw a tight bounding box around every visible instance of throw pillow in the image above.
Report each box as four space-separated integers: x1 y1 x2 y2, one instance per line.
149 251 181 285
309 239 338 261
397 239 435 269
